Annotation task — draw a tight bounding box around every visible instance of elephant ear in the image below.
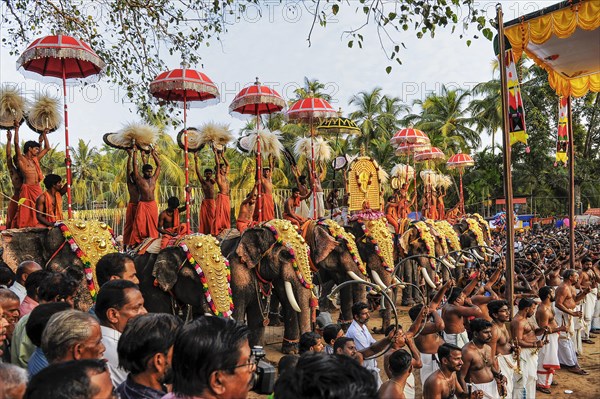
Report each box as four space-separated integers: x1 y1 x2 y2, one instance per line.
152 247 180 292
400 228 417 256
311 225 339 265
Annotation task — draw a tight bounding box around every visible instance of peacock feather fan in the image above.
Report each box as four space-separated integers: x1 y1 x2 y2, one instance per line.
0 86 27 130
26 95 62 133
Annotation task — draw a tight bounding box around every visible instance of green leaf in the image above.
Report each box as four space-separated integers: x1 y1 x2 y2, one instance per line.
386 66 392 74
348 40 353 48
332 4 339 15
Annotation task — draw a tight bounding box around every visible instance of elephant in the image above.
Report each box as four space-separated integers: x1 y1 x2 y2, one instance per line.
301 220 367 326
345 216 395 333
147 234 234 320
229 220 314 354
453 216 495 263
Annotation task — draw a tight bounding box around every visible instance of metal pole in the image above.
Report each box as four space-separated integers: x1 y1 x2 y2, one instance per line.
497 4 516 314
183 92 190 233
310 121 317 219
567 96 575 269
62 62 73 218
256 111 263 222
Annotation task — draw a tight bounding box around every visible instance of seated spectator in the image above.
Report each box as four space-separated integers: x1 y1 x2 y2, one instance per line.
378 350 413 399
0 289 20 362
96 279 147 387
25 302 71 376
96 253 139 288
277 354 299 376
163 317 254 399
41 309 105 364
0 305 9 360
0 261 16 288
299 331 324 355
333 337 363 365
20 270 48 317
274 353 378 399
11 271 76 367
117 313 182 399
0 363 28 399
9 261 42 303
323 324 343 354
24 359 115 399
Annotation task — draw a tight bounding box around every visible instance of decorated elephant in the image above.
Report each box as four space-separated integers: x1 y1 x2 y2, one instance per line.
345 211 395 333
144 234 234 320
229 219 314 354
300 219 368 325
453 215 494 263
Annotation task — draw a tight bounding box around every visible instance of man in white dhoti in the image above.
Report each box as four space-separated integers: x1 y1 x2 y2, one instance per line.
535 286 564 394
579 257 598 344
489 300 515 398
554 269 590 375
292 170 310 218
511 298 544 399
442 288 484 349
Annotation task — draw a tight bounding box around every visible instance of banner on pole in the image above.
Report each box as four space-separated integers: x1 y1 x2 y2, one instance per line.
555 96 569 167
505 49 528 149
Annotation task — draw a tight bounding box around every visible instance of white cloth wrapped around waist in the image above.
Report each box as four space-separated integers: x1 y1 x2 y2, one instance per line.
470 380 500 399
442 330 469 348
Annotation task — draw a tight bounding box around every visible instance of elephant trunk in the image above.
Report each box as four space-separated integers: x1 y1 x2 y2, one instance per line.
371 270 388 290
347 271 365 282
421 267 437 288
285 281 302 313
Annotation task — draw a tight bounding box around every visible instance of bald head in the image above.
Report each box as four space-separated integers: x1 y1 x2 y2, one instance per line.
16 261 42 284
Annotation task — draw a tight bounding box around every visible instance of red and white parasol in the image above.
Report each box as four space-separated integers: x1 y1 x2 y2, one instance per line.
229 79 285 223
446 153 475 216
414 146 445 162
150 62 220 232
390 127 430 146
287 97 338 219
17 33 106 218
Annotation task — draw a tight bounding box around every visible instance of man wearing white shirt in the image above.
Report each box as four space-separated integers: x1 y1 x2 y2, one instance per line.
345 302 394 388
9 261 42 303
95 279 147 387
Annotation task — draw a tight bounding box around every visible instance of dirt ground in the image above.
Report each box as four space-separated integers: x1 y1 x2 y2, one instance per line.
249 307 600 398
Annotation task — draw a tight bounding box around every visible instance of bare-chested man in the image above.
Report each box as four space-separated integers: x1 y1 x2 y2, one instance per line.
292 166 310 218
123 149 140 247
579 257 597 343
535 286 566 394
282 188 309 229
442 287 484 348
554 269 589 375
158 196 189 249
253 156 275 223
460 318 503 399
410 279 452 386
130 149 160 245
488 300 515 398
13 124 50 228
35 174 67 227
470 266 504 321
379 350 413 399
194 152 216 235
5 130 23 228
511 298 545 398
236 187 257 233
213 147 231 235
308 164 325 219
385 196 401 234
423 343 484 399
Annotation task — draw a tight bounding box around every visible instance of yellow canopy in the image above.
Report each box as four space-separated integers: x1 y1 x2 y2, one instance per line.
505 0 600 98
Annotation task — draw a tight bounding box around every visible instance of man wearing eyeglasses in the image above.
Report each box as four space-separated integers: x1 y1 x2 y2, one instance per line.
162 317 255 399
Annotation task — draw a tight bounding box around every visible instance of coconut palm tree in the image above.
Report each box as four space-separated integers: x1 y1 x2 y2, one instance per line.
348 87 387 151
292 77 332 101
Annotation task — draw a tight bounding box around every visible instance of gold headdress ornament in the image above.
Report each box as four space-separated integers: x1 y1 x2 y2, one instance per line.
265 219 312 289
318 219 367 276
471 213 492 242
179 234 234 317
412 221 437 268
360 217 394 273
435 220 461 251
465 217 486 248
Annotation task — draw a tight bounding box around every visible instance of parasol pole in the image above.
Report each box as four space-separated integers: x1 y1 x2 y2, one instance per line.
413 152 418 219
497 4 516 315
183 91 191 233
256 110 263 222
459 168 465 215
62 61 73 218
567 96 575 269
310 119 318 219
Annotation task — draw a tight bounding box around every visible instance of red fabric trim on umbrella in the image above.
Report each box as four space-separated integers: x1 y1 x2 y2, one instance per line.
414 147 445 162
229 83 286 115
390 128 430 146
150 68 219 102
393 141 431 155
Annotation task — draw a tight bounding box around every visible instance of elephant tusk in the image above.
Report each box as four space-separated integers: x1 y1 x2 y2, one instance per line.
471 250 485 261
347 271 365 282
371 271 388 291
485 248 496 257
462 255 475 263
284 281 302 313
442 258 456 270
457 261 466 267
393 276 406 288
421 267 437 289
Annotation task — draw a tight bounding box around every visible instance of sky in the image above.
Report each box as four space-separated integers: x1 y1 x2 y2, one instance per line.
0 1 551 152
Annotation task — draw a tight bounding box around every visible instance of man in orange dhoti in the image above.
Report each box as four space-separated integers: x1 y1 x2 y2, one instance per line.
437 187 446 220
158 197 189 249
397 184 414 220
236 188 257 233
123 149 140 247
130 149 160 245
195 152 216 235
213 147 231 235
13 124 50 228
253 156 275 223
5 130 22 228
385 196 400 234
282 188 308 229
35 174 67 227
